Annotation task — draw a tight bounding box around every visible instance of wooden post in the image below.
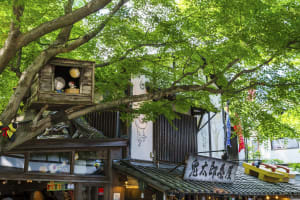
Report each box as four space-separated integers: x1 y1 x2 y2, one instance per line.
24 152 29 173
74 183 82 200
104 149 113 200
87 186 91 200
70 151 75 174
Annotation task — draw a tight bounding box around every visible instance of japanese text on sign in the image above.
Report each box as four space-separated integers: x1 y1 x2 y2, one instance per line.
183 155 238 183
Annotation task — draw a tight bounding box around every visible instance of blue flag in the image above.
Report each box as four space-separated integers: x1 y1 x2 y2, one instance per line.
226 114 232 147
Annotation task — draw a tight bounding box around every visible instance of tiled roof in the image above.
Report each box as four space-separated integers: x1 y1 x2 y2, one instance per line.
113 161 300 196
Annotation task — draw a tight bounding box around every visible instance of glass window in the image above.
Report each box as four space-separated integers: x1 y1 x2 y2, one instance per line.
0 154 24 171
74 151 105 175
271 138 299 150
29 152 70 174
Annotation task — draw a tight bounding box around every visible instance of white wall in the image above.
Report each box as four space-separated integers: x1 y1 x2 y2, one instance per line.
198 114 210 157
197 95 225 159
130 76 153 161
258 141 300 164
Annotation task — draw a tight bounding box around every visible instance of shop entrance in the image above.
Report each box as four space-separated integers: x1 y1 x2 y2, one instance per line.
75 184 105 200
0 181 105 200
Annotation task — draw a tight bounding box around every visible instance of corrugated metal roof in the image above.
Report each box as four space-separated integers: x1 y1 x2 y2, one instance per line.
113 161 300 196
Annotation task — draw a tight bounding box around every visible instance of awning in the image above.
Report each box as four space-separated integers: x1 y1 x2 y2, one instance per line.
113 160 300 196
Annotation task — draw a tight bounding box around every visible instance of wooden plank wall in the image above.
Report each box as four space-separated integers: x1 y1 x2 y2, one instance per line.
39 64 53 92
84 112 118 138
80 67 93 97
153 113 198 163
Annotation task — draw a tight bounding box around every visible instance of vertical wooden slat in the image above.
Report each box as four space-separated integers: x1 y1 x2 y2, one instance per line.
104 149 112 200
24 153 29 173
84 111 118 138
75 183 82 200
153 113 197 163
169 118 172 162
91 65 95 102
70 151 75 174
208 112 212 157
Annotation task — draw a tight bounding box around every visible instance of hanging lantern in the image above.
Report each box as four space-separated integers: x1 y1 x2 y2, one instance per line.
69 68 80 78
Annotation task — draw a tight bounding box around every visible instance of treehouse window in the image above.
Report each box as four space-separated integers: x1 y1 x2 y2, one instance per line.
54 66 81 94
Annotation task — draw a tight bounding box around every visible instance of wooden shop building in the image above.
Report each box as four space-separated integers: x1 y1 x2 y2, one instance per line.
0 114 128 200
1 58 300 200
0 58 128 199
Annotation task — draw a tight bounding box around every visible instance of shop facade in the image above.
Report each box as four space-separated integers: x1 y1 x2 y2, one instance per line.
113 160 300 200
0 138 127 200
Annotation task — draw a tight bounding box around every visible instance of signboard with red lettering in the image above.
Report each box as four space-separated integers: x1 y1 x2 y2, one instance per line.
183 155 238 183
47 182 74 191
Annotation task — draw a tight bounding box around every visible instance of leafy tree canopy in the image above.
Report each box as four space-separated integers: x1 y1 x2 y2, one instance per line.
0 0 299 151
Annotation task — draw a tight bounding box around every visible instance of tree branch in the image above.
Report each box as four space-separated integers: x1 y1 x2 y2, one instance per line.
52 0 128 55
95 42 173 68
223 58 241 74
0 50 57 126
17 0 112 48
10 48 22 78
227 57 274 86
172 56 207 86
0 0 112 74
1 82 220 152
54 0 74 45
226 81 300 94
0 0 127 127
0 0 24 74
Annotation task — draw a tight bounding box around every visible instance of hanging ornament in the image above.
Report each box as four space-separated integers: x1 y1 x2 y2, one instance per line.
94 160 101 169
69 68 80 78
0 121 17 141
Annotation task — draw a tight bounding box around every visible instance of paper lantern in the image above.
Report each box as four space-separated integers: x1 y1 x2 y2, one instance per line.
69 68 80 78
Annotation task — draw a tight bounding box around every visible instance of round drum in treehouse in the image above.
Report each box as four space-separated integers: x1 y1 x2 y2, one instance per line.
69 67 80 78
65 81 80 94
65 88 80 94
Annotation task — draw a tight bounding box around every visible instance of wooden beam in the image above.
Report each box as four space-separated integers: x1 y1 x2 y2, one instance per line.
7 138 128 153
0 172 110 183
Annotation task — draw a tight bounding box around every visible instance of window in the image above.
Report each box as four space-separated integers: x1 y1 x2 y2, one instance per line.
74 151 105 175
54 66 81 93
0 154 24 171
271 138 299 150
29 152 70 174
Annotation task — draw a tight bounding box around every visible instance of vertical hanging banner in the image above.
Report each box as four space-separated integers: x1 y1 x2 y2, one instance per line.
234 124 245 152
184 155 238 183
234 113 245 153
226 114 232 147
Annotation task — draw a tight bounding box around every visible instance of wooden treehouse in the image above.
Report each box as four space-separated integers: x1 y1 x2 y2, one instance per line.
25 58 95 110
